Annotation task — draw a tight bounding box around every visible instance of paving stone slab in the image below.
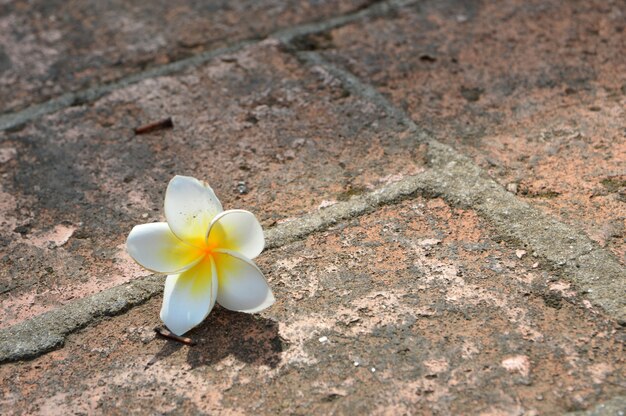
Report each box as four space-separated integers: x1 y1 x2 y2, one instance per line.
0 40 425 328
0 0 372 113
318 0 626 262
0 197 623 414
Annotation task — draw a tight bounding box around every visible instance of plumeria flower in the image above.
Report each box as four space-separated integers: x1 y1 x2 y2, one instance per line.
126 175 274 335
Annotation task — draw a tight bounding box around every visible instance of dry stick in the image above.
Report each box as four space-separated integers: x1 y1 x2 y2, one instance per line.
154 327 196 346
134 117 174 135
146 326 196 369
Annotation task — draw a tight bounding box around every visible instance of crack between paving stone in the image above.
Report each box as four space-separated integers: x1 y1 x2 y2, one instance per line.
291 50 625 322
0 41 254 132
1 151 623 363
0 168 433 364
294 50 428 139
0 0 417 132
1 0 623 375
273 0 417 45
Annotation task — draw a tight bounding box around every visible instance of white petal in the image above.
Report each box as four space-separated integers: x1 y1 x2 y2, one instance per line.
207 210 265 259
160 257 218 336
164 175 223 247
126 222 204 273
214 250 275 313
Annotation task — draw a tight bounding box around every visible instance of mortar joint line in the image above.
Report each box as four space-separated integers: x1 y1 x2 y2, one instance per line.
0 0 417 132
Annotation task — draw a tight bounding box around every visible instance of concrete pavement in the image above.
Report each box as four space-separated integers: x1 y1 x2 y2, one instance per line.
0 0 624 414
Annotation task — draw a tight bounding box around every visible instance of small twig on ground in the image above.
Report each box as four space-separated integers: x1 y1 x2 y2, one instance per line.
134 117 174 135
154 326 196 346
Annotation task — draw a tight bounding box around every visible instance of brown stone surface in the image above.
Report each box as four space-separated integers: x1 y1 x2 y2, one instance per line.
0 40 425 328
1 1 624 413
0 0 369 113
321 0 626 262
1 198 623 414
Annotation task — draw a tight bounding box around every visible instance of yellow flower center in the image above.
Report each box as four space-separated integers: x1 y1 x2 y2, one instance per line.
201 241 219 256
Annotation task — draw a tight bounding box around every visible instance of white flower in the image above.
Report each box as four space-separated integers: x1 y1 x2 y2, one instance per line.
126 175 274 335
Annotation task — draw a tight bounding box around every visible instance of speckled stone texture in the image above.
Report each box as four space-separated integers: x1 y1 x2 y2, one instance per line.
0 0 624 414
1 198 623 414
321 0 626 262
0 0 371 113
0 41 424 327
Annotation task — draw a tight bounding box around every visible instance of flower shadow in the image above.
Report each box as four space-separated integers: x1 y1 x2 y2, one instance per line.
148 308 285 370
185 307 285 369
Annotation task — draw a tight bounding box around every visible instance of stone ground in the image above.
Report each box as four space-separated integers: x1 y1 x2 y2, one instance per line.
0 0 624 414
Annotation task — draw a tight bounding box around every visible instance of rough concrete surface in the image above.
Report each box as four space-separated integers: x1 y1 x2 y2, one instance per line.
0 0 375 114
322 0 626 263
1 199 625 414
295 51 625 322
0 41 424 328
0 0 624 414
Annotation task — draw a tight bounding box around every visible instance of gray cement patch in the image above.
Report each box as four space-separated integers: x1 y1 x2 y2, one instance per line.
0 275 163 363
422 141 626 323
